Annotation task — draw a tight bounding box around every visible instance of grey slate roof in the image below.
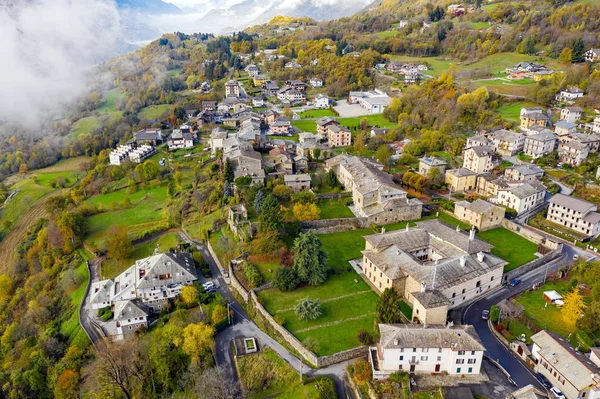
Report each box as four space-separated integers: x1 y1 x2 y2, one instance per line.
503 181 545 199
412 290 451 309
446 168 477 177
455 199 498 214
114 299 149 322
379 324 485 351
549 193 596 213
555 120 577 130
469 145 494 157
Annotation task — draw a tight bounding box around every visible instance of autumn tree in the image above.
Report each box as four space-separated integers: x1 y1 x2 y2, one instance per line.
106 225 132 260
143 160 160 180
250 230 283 257
211 304 228 324
181 285 198 305
55 370 79 399
258 194 283 233
562 287 587 327
352 359 372 386
376 287 402 324
19 163 28 174
183 367 242 399
292 231 328 285
183 323 216 365
375 144 392 168
292 202 320 221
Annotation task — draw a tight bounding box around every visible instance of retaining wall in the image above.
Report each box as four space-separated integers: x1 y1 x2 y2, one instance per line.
229 260 250 303
502 247 563 284
300 217 369 234
501 219 548 245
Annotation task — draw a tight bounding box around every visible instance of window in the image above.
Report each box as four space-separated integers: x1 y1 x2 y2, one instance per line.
462 288 466 294
420 356 428 361
399 356 404 361
468 359 476 364
437 356 442 361
438 348 442 353
413 348 417 352
456 359 464 364
468 367 473 373
422 348 428 353
456 368 461 373
400 348 404 353
457 351 465 355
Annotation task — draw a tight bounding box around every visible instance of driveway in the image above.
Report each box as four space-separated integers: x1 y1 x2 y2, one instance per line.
462 248 571 391
80 257 108 344
333 99 372 117
178 231 357 399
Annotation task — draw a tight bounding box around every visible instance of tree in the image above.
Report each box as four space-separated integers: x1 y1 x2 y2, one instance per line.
234 176 252 188
106 225 132 260
273 267 299 291
254 190 265 213
292 202 320 221
295 297 322 320
91 339 146 399
183 323 216 365
562 288 587 327
181 285 198 305
143 160 160 180
359 117 368 131
184 367 242 399
313 148 321 160
357 330 374 345
258 194 282 233
572 38 585 63
559 47 573 64
292 190 317 204
376 287 402 324
352 359 372 386
211 304 228 324
375 145 392 168
489 305 500 323
19 163 28 174
250 230 283 257
293 231 328 286
55 370 79 399
223 181 232 198
326 169 339 188
223 158 234 183
272 185 292 201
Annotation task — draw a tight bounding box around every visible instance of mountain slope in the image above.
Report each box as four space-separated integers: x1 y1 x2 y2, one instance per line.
116 0 182 14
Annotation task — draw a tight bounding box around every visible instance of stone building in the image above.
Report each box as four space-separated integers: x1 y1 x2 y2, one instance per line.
454 199 505 231
445 168 477 192
463 146 494 174
418 156 447 177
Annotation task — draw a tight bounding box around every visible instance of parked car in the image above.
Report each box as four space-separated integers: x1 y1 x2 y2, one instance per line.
535 372 551 388
482 310 490 320
573 253 579 260
510 277 521 287
550 387 565 399
202 281 214 289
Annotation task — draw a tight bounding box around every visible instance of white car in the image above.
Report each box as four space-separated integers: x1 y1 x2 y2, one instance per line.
550 387 565 399
573 254 579 260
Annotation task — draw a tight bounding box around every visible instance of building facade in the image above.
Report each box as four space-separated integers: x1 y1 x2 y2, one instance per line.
454 199 505 231
445 168 477 192
547 193 600 238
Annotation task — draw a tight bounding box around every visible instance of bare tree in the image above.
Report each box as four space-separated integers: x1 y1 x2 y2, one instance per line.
180 367 243 399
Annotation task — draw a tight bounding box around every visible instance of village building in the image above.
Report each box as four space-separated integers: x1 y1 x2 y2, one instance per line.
556 86 584 103
494 181 546 215
462 146 494 174
262 147 293 176
252 97 264 107
167 129 194 150
262 81 280 96
466 135 491 148
285 80 306 92
531 330 600 399
586 48 600 62
109 144 156 166
475 174 511 197
252 74 268 86
555 120 578 138
277 87 305 103
114 299 149 340
327 125 352 148
570 132 600 153
316 117 340 136
245 64 260 76
224 146 266 185
504 165 544 182
201 100 217 111
90 253 198 315
269 120 291 135
283 174 311 191
560 106 583 123
314 93 329 109
370 324 485 379
309 77 324 87
325 155 422 225
370 128 390 138
361 219 506 309
418 156 447 177
547 193 600 238
454 199 505 231
135 128 163 146
523 131 557 159
520 108 549 129
348 89 392 114
488 130 525 157
445 168 477 192
225 79 242 98
558 139 589 166
506 385 549 399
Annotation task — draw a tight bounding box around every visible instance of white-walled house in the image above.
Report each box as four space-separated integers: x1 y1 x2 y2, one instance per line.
314 94 329 109
495 181 546 215
370 324 485 379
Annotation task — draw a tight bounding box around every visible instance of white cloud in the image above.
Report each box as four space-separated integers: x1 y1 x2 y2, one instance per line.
0 0 121 126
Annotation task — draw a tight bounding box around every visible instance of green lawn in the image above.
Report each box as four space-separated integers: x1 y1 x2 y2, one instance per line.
477 227 538 272
387 55 454 76
70 116 100 138
98 88 125 114
317 198 354 219
376 30 399 39
297 109 336 119
236 348 332 399
338 114 397 130
470 22 492 29
100 232 182 279
292 120 317 133
497 101 539 122
166 68 183 77
139 104 172 120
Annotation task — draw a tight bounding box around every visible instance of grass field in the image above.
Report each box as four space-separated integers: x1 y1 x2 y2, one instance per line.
98 88 125 114
139 104 172 120
70 116 100 138
376 30 399 39
317 198 354 219
100 232 182 279
477 227 538 272
470 22 492 29
297 109 336 119
236 348 333 399
292 120 317 133
496 101 538 122
338 114 398 130
388 55 454 76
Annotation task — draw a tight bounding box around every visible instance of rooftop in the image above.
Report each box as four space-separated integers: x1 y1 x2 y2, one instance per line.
447 168 477 177
455 199 499 214
379 324 485 351
549 193 596 214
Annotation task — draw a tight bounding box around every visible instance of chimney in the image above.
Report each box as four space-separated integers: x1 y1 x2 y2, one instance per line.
477 252 485 262
393 339 399 345
469 226 476 241
421 283 426 293
460 256 467 267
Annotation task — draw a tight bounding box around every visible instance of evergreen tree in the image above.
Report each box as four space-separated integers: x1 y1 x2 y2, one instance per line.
223 181 232 197
254 190 265 213
223 158 234 183
375 288 402 324
258 194 282 233
572 38 585 63
292 232 328 286
326 169 339 188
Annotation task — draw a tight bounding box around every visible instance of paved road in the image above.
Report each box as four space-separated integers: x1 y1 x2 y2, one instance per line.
462 246 574 390
178 231 356 399
80 258 108 344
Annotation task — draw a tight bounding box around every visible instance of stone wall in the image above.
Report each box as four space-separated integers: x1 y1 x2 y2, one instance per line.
229 260 250 302
300 217 370 234
316 192 352 199
502 247 563 284
501 219 547 245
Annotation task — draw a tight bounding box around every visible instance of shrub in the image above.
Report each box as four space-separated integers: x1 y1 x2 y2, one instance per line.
570 277 579 289
101 311 113 321
357 330 374 345
274 315 285 325
316 378 335 399
272 185 292 201
97 306 110 317
280 248 294 267
243 262 263 288
352 359 372 386
211 304 228 325
295 298 322 320
496 323 506 333
273 267 299 291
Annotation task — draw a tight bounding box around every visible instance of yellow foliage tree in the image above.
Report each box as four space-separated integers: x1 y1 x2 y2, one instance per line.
183 323 215 364
211 304 228 325
561 288 587 327
181 285 198 305
292 202 320 221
